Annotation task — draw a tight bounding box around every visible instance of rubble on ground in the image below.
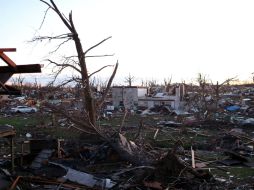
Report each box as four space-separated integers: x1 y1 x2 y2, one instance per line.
1 84 254 189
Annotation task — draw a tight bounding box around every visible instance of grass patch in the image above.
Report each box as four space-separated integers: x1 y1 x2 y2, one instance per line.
0 113 50 134
213 166 254 179
228 167 254 178
0 115 41 128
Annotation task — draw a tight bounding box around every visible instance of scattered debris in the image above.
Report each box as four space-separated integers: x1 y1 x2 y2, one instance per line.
1 70 254 189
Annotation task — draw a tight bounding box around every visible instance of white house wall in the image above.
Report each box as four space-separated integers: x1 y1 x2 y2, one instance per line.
112 85 185 111
112 87 139 109
137 88 147 97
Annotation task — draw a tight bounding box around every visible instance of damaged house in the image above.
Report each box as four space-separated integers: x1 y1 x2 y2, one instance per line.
112 84 186 111
138 85 185 109
112 86 147 109
139 84 186 110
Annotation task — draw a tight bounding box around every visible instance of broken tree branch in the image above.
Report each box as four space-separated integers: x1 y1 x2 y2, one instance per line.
88 64 114 78
85 54 114 58
46 59 81 74
84 36 112 55
97 61 118 108
39 7 50 30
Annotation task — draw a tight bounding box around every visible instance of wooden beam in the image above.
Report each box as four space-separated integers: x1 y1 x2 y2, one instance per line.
0 84 21 95
0 48 16 52
0 130 16 138
0 73 13 84
0 64 41 73
9 176 21 190
0 52 17 68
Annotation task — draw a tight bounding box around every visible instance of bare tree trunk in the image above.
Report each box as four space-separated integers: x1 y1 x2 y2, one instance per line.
72 32 96 126
38 0 118 128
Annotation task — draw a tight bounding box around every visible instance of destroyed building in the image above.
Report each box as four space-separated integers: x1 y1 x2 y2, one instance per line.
112 86 147 109
111 84 186 111
139 84 186 110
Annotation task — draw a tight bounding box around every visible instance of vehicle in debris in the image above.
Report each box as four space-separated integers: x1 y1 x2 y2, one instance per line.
10 106 38 113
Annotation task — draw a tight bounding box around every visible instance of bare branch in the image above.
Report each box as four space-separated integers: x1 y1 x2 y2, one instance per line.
44 103 96 134
70 77 82 85
39 7 50 30
62 56 79 67
47 66 65 86
45 59 82 87
88 65 114 78
64 55 78 59
55 78 76 87
62 13 70 23
46 59 81 73
53 75 82 88
49 38 72 54
49 0 73 32
85 54 114 58
219 76 238 86
84 36 112 55
30 33 72 42
63 56 78 62
98 61 119 107
40 0 55 10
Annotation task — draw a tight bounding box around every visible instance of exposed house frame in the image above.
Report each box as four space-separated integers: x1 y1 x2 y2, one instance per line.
138 97 176 108
0 48 41 95
0 125 16 172
0 48 42 172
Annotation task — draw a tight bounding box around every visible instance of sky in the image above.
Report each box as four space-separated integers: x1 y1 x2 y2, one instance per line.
1 0 254 85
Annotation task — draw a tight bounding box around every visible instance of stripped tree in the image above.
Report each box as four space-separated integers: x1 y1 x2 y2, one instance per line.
32 0 118 135
211 76 238 110
185 74 239 119
124 73 135 86
31 1 171 167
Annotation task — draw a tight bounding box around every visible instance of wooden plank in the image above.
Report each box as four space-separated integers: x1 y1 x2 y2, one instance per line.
9 176 21 190
0 64 41 73
0 131 16 138
0 91 21 95
0 48 16 52
0 125 16 137
0 52 17 68
0 85 21 95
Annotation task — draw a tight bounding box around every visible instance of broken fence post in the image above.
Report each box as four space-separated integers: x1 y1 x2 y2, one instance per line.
57 139 64 158
191 146 195 169
154 129 159 140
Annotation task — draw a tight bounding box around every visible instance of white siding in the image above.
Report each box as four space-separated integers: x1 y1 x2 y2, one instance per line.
112 87 144 109
137 88 147 97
